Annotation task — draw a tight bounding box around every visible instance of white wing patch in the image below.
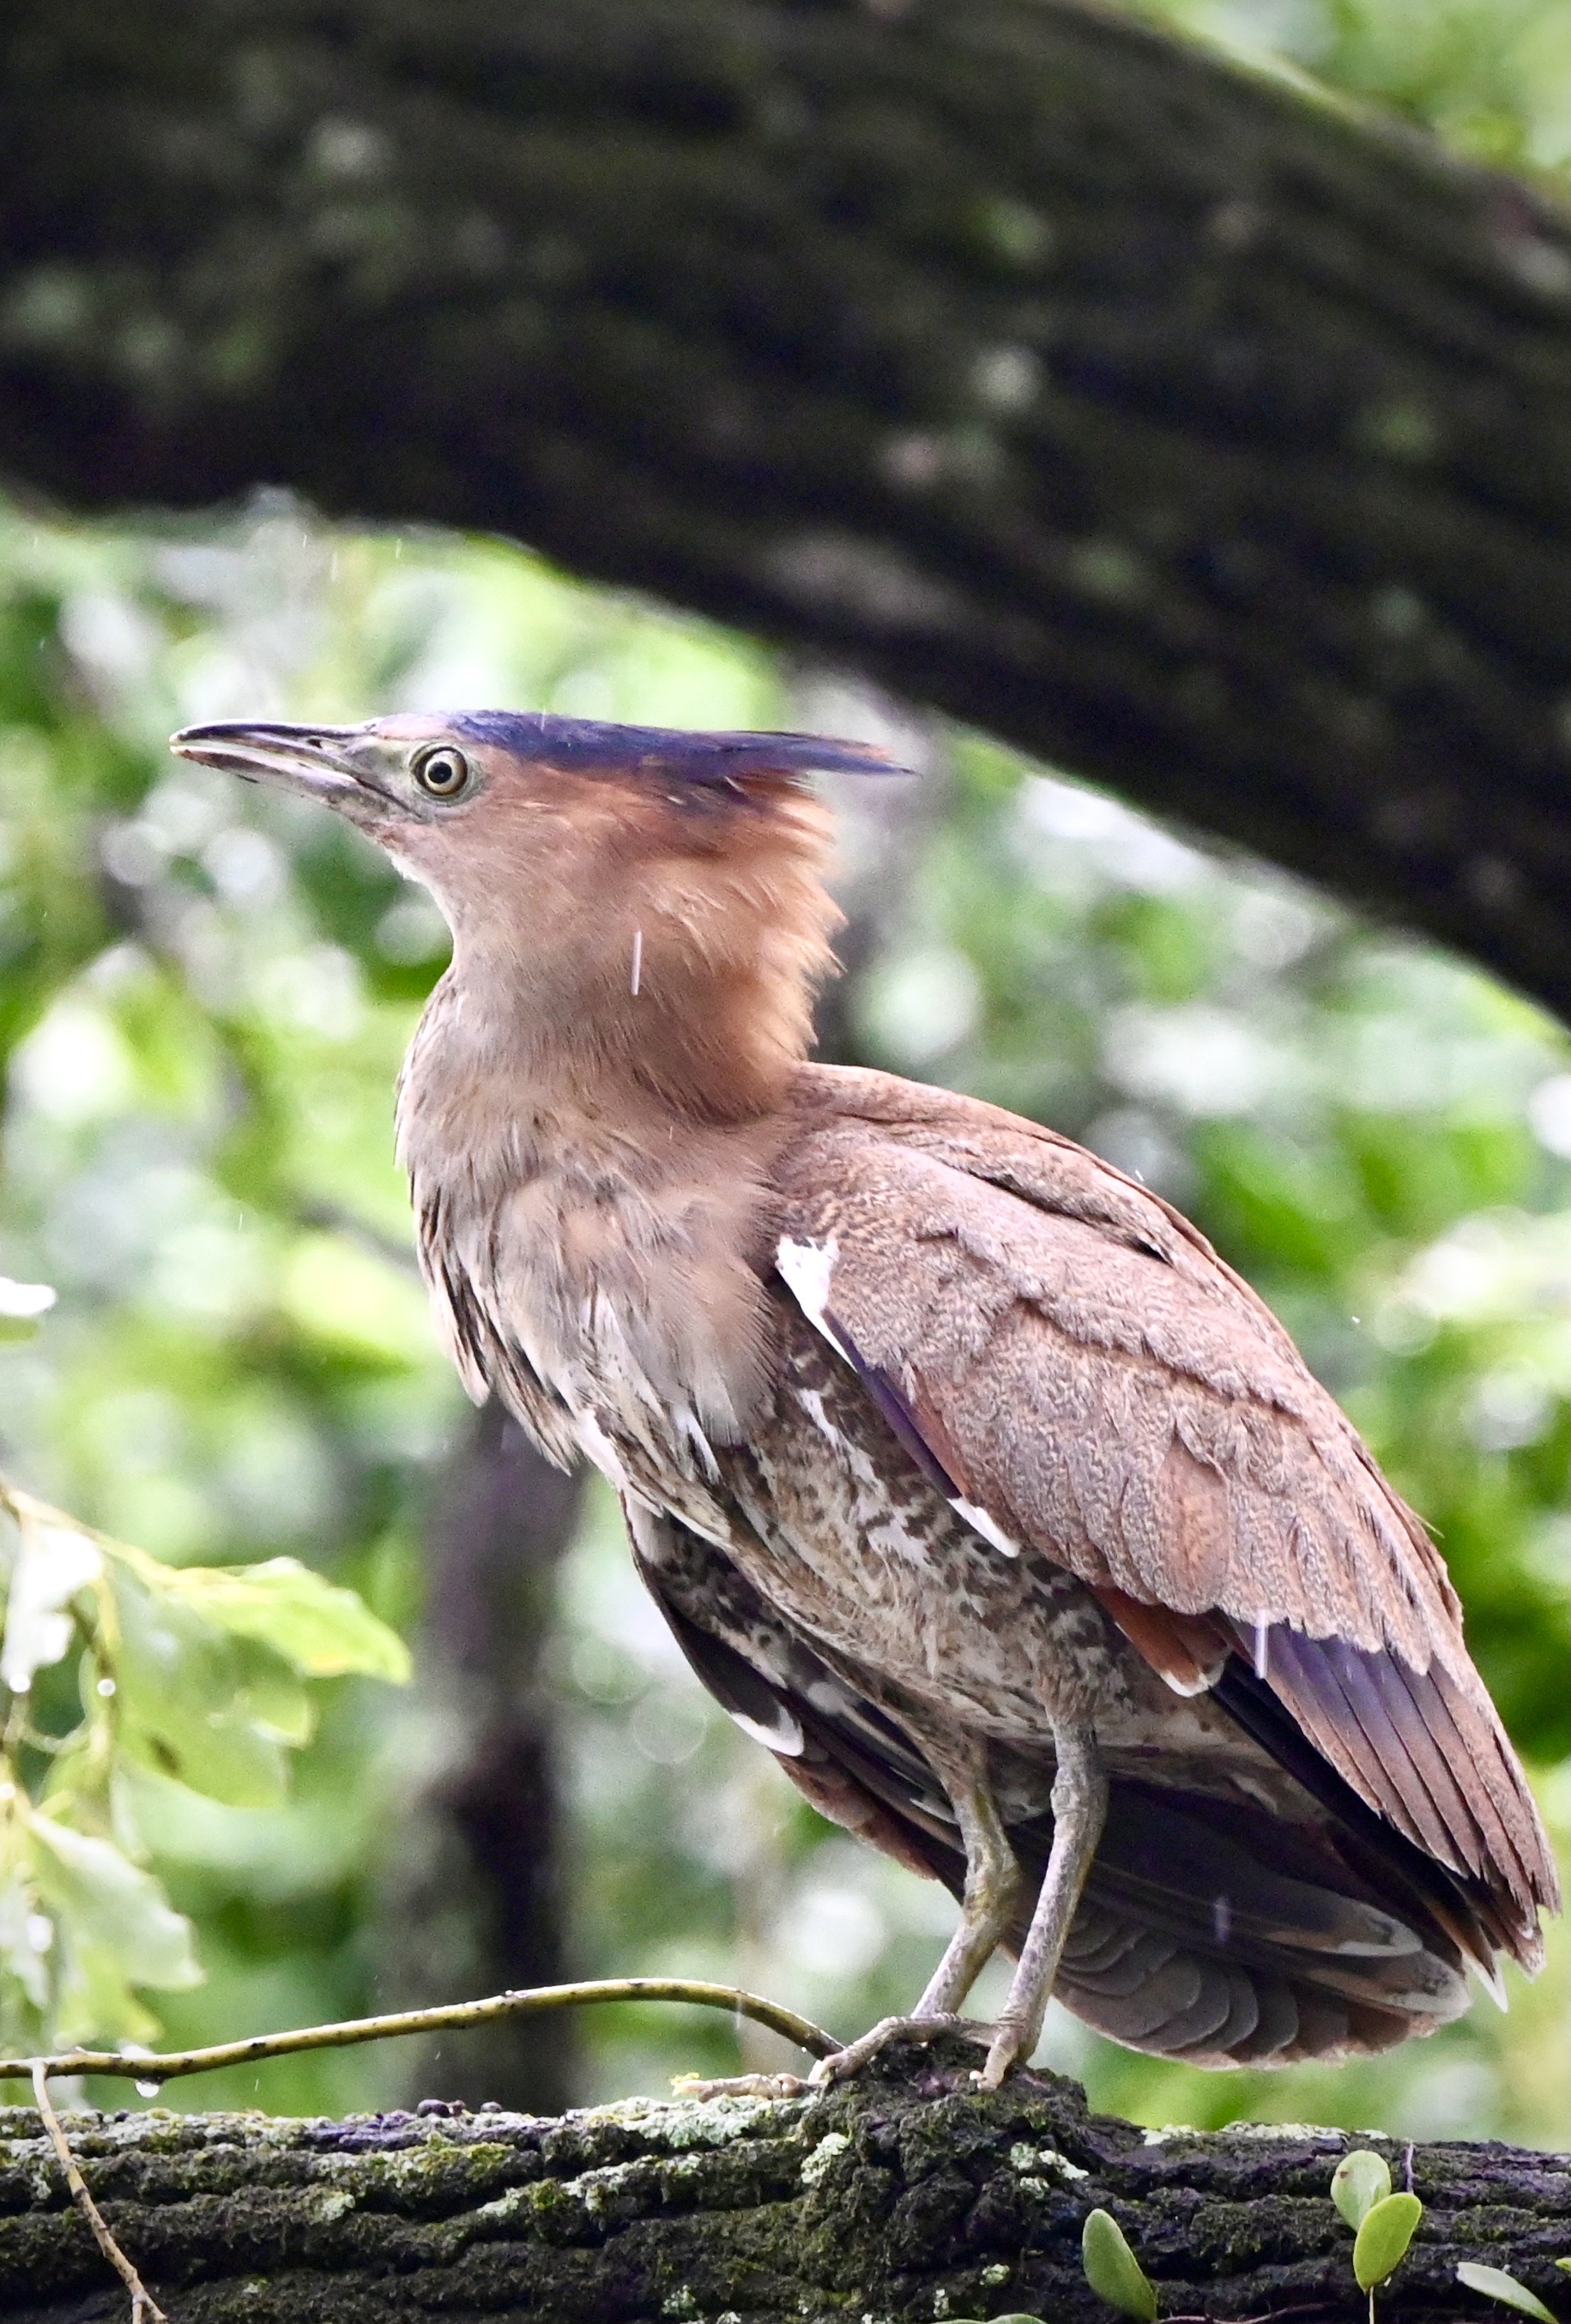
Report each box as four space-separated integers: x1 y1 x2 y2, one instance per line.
1471 1953 1510 2011
574 1409 631 1493
725 1705 805 1756
1157 1664 1216 1699
779 1237 1021 1563
776 1235 854 1363
949 1496 1020 1560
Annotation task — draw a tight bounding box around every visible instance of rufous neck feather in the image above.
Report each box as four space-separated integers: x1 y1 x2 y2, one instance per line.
443 777 842 1132
396 776 840 1441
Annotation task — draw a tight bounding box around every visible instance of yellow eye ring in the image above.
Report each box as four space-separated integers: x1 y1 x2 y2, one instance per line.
412 745 472 799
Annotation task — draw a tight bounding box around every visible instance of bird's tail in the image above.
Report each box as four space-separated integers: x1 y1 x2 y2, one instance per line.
1011 1781 1472 2066
784 1695 1483 2065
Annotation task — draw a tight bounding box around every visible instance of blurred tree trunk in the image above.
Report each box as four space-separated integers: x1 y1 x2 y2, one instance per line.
3 2 1570 1014
378 1402 584 2116
2 2057 1568 2320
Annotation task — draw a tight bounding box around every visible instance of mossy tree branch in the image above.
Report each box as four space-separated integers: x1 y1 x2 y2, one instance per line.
2 2 1570 1011
0 2047 1566 2323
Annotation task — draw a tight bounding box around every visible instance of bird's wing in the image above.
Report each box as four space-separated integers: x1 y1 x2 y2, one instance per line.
773 1065 1556 1948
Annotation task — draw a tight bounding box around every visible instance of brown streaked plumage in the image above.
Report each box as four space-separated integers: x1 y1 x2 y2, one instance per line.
172 708 1559 2089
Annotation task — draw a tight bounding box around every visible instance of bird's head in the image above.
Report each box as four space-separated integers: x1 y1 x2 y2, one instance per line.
171 709 909 1116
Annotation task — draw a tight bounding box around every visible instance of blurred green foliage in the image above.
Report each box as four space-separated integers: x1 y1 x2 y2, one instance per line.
0 1470 407 2054
0 0 1565 2144
1146 0 1568 175
0 488 1562 2141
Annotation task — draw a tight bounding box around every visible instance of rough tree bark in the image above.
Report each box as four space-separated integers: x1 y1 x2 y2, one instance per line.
1 2051 1566 2322
2 2 1570 1014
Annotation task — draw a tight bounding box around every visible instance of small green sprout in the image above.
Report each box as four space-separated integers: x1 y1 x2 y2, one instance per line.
1082 2206 1158 2321
1456 2261 1558 2321
1332 2150 1392 2230
1354 2192 1423 2293
1330 2152 1423 2323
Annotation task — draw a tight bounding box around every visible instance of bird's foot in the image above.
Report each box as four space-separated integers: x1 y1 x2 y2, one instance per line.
807 2013 993 2088
672 2070 811 2100
670 2014 1031 2103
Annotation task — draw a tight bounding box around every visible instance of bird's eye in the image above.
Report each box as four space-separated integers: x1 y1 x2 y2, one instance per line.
411 745 472 799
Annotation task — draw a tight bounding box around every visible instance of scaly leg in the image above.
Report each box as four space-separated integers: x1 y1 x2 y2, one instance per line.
978 1721 1106 2090
807 1730 1023 2088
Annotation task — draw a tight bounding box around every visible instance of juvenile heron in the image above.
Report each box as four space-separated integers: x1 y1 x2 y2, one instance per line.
172 709 1557 2091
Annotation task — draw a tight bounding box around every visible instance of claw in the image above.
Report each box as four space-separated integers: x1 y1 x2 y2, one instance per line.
975 2021 1030 2090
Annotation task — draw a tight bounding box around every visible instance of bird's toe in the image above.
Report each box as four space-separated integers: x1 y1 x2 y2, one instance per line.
807 2013 992 2087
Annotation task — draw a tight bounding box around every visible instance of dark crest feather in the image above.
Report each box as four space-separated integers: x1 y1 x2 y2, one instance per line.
445 711 909 784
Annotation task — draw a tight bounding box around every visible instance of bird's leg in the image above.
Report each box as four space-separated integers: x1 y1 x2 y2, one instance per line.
977 1721 1106 2091
807 1733 1023 2088
912 1765 1024 2017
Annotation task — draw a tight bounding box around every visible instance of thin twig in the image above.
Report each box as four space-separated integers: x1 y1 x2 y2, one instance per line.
2 1978 837 2090
1164 2305 1335 2323
31 2061 169 2322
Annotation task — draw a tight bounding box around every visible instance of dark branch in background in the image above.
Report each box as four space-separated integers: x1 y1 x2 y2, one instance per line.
2 0 1569 1011
378 1400 585 2115
0 2049 1566 2322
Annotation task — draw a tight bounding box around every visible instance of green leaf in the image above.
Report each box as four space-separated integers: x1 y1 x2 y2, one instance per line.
27 1812 199 1989
1456 2262 1557 2321
118 1550 410 1681
0 1492 103 1693
0 1871 51 2010
0 1275 55 1343
1332 2150 1393 2231
109 1563 298 1806
24 1808 201 2043
234 1651 316 1747
1082 2207 1158 2321
1354 2193 1423 2291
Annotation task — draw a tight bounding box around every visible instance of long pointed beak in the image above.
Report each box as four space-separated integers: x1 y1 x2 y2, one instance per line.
169 721 390 812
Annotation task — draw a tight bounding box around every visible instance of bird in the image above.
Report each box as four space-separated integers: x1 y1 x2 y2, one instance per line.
172 708 1558 2092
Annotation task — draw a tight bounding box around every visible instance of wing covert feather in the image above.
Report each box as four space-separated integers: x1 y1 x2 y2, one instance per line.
775 1113 1449 1663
